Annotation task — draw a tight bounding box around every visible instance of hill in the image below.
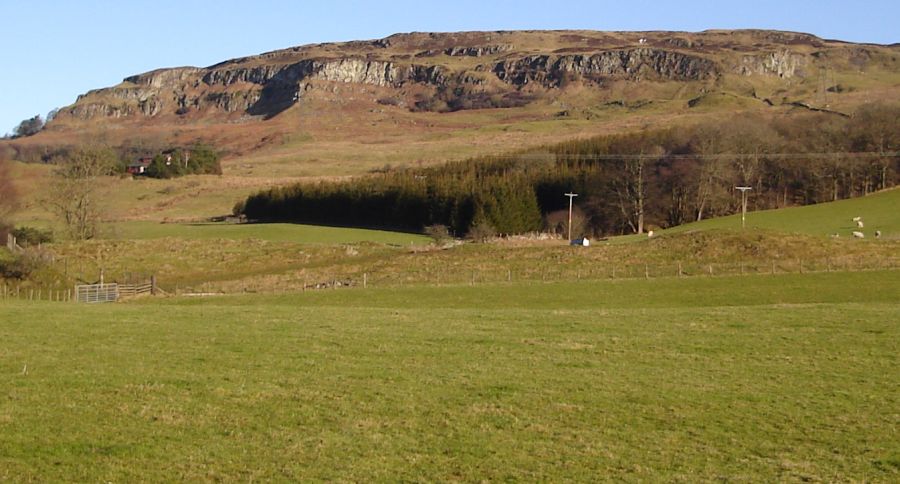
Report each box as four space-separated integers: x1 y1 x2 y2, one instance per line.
4 29 900 178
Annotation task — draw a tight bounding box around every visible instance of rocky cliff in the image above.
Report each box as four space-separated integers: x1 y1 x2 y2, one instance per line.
49 29 897 125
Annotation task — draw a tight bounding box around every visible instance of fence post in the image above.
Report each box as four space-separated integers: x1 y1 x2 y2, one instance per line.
507 269 512 283
363 273 367 289
644 264 649 279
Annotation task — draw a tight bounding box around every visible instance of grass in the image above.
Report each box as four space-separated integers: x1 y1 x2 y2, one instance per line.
661 188 900 238
102 220 430 245
1 271 898 480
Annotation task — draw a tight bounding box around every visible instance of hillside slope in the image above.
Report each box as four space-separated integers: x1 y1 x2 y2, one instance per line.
660 187 900 238
5 30 900 177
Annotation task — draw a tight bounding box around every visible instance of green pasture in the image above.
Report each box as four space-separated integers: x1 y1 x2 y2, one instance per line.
661 188 900 238
1 271 898 481
101 221 429 245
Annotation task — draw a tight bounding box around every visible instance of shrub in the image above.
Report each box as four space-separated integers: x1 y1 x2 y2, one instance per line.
11 226 53 247
466 222 497 242
424 224 452 244
0 251 42 279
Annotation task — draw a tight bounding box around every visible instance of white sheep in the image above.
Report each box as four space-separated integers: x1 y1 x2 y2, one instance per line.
875 230 882 239
852 216 862 222
852 231 865 239
857 220 865 229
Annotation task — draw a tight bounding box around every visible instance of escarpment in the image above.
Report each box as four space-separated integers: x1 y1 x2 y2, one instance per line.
49 29 896 125
492 49 719 87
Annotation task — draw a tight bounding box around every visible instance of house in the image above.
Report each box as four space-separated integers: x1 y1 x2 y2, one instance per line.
126 157 153 175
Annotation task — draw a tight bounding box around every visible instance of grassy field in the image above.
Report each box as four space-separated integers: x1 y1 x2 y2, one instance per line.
1 271 898 480
102 221 429 245
662 188 900 238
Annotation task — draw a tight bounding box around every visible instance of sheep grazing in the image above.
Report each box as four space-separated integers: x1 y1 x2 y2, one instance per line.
852 231 865 239
647 230 654 238
875 230 882 239
852 216 862 222
857 220 865 229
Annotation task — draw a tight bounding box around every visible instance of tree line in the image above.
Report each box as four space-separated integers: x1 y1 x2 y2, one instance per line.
143 145 221 178
1 141 220 179
241 104 899 237
240 169 543 236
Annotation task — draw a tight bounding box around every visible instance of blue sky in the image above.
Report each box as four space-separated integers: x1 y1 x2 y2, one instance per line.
1 0 897 135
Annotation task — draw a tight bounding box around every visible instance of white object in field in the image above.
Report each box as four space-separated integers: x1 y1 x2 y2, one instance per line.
647 230 654 238
875 230 882 238
852 216 862 222
857 220 864 228
852 231 865 239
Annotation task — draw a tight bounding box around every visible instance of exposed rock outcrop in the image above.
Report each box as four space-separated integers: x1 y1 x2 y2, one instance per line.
737 50 806 78
493 49 718 87
444 44 513 57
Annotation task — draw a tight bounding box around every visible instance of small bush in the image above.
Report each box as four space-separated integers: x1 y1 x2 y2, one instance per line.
0 251 42 279
424 224 452 244
376 97 403 106
232 200 246 217
466 222 497 242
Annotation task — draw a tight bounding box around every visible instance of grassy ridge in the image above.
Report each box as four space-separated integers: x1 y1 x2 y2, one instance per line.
1 272 898 480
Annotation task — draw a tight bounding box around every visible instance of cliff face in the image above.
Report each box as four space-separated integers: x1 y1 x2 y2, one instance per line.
50 30 895 125
493 49 718 87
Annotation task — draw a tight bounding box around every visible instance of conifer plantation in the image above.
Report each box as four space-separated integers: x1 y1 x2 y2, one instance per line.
242 107 900 236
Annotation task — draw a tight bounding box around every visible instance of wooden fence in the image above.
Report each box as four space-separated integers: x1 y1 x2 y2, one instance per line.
0 277 156 303
118 281 154 298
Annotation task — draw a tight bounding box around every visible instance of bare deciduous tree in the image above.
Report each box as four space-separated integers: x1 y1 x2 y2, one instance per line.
46 145 116 240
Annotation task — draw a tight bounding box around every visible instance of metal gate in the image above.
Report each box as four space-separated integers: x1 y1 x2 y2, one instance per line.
75 283 119 303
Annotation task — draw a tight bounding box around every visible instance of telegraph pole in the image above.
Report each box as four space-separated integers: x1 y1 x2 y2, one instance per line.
735 186 752 228
565 193 578 241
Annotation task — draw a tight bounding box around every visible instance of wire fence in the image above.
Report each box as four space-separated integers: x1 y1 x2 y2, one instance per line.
353 257 900 289
175 255 900 296
4 256 897 301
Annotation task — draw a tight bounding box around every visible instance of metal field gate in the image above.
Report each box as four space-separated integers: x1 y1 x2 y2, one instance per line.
75 283 119 303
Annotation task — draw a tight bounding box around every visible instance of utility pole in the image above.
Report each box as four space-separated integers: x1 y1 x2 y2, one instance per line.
735 186 752 229
565 193 578 241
